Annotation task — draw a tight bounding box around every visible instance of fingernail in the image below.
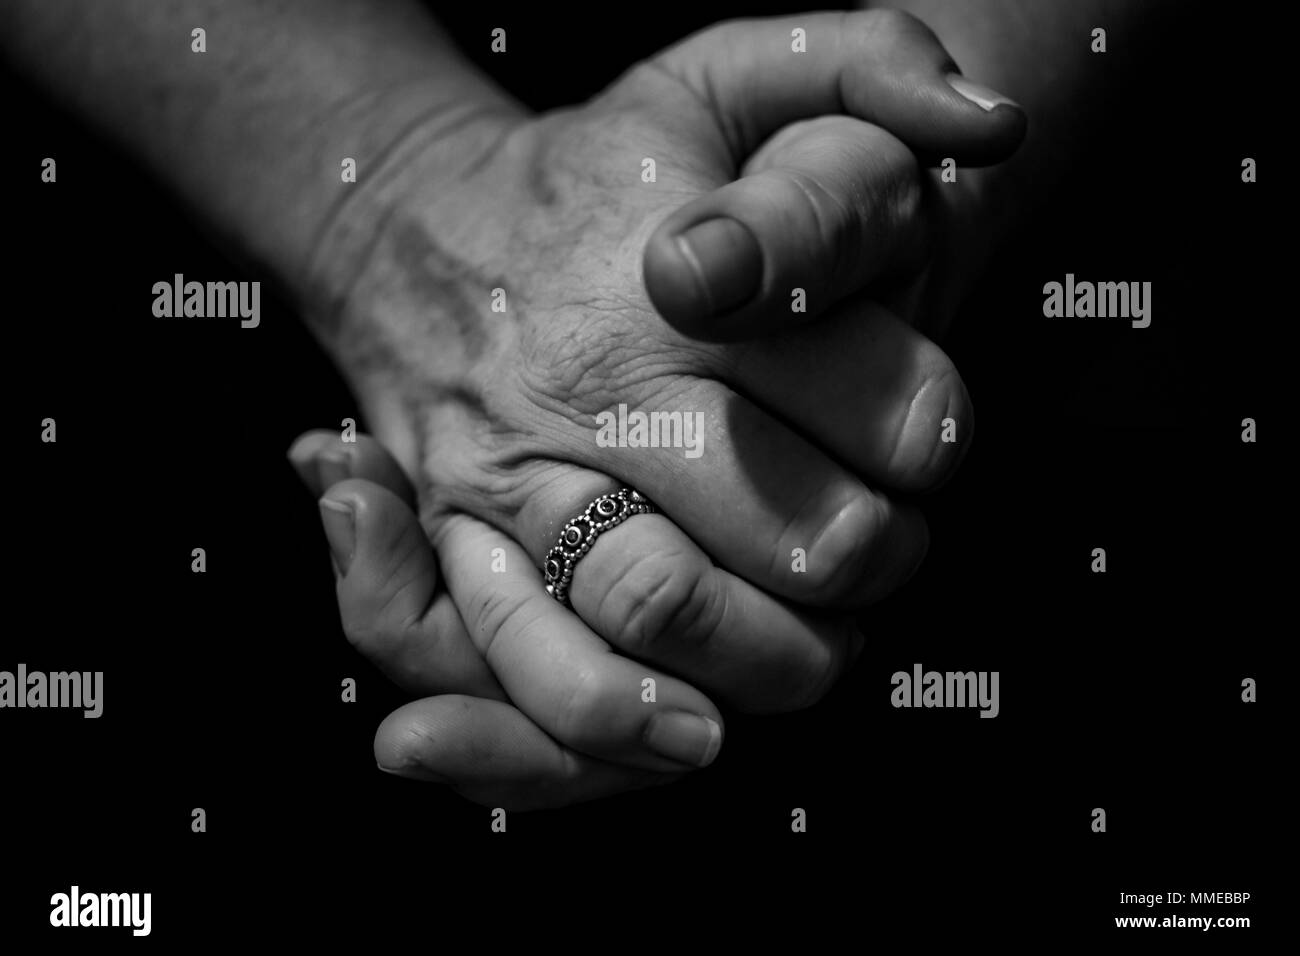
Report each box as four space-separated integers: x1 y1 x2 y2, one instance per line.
319 496 355 576
287 437 323 496
946 74 1021 112
808 493 876 588
645 711 722 768
674 218 761 316
891 373 960 487
376 763 454 786
317 449 351 492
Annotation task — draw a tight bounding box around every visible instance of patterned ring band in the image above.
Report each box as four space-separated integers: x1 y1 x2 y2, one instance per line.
542 487 657 606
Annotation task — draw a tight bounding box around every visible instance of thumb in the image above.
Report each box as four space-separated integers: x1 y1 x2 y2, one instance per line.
645 115 931 340
318 478 504 700
651 9 1025 167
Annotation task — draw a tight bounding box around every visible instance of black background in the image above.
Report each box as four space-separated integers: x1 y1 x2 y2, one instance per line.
3 1 1278 945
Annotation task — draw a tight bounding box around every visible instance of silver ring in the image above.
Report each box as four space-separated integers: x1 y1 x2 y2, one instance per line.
543 488 657 606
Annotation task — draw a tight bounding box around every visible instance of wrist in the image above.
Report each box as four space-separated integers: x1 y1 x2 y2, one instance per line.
295 85 525 339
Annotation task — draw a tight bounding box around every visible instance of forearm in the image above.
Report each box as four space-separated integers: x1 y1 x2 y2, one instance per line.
1 0 524 303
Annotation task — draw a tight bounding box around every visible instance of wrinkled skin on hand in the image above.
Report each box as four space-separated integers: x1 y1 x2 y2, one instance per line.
303 11 1004 603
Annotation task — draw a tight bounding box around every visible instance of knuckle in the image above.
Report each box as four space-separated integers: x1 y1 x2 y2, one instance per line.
763 123 924 289
670 16 754 64
339 524 429 659
518 318 669 418
778 168 841 249
466 583 537 658
777 164 874 292
600 548 723 655
339 611 384 656
853 9 951 73
880 155 925 254
553 665 619 746
514 320 715 456
371 522 432 624
858 8 925 45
